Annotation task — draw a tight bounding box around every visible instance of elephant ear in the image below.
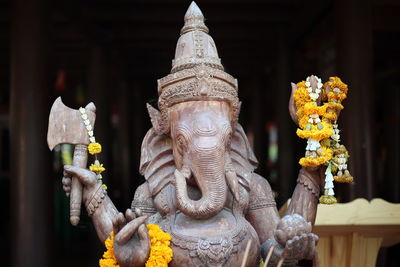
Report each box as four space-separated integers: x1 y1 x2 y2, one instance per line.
230 123 258 190
146 103 169 135
139 128 175 196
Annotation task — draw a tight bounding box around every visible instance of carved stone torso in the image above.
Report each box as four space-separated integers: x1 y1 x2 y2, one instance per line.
152 183 260 267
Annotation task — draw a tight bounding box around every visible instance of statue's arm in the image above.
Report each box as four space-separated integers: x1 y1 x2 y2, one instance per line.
62 165 156 244
245 173 280 243
62 165 119 242
91 182 156 242
246 170 321 264
130 182 157 217
285 167 323 224
90 194 119 242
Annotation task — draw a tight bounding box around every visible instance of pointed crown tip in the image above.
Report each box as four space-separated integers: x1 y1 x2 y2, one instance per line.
181 1 208 34
185 2 203 18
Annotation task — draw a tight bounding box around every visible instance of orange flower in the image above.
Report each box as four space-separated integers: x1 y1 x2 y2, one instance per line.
99 232 120 267
146 224 173 267
299 147 333 167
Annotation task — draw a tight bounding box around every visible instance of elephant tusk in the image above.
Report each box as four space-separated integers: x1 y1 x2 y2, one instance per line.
225 169 240 201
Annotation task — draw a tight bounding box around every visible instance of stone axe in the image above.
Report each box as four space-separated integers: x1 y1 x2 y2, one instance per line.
47 97 96 226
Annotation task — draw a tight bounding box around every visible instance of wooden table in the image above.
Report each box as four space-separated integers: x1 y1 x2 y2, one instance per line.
282 198 400 267
313 198 400 267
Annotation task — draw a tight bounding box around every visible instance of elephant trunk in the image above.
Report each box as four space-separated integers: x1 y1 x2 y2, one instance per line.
175 149 227 219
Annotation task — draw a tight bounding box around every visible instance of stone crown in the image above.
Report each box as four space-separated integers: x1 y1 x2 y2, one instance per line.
156 1 239 134
171 1 223 73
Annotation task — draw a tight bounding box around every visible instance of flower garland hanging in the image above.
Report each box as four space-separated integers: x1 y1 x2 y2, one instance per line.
99 224 173 267
99 231 120 267
293 75 353 205
146 224 173 267
294 76 333 168
323 77 353 184
79 107 107 190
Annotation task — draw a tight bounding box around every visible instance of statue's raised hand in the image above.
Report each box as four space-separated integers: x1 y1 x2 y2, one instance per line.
261 214 318 264
112 210 150 267
289 76 334 126
289 82 299 126
62 165 99 202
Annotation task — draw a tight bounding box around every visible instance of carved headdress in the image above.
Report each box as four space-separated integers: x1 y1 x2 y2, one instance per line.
141 2 257 196
148 1 240 134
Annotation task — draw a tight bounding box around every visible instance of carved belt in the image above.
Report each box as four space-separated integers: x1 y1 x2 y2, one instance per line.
168 216 249 267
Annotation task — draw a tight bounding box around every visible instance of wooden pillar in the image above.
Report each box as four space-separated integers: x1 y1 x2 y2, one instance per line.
10 0 52 266
334 0 375 200
276 26 295 203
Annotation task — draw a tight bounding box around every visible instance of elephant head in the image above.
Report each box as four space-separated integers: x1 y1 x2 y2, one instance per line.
170 100 235 218
139 2 258 219
140 101 258 219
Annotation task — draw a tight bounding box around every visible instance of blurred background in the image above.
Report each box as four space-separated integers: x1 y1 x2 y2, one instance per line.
0 0 399 266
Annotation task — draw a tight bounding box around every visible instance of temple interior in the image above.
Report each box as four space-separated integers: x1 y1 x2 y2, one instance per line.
0 0 399 266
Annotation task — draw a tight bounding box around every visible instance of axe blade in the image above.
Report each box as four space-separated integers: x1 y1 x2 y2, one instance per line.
47 97 96 150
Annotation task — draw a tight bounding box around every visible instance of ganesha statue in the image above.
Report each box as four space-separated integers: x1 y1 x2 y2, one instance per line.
61 2 323 266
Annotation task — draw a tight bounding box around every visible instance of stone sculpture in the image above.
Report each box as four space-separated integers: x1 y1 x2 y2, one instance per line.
59 2 322 266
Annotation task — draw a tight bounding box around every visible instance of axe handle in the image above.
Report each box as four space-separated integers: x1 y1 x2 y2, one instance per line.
70 144 88 226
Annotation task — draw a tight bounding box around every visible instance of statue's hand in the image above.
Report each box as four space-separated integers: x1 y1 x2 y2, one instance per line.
112 210 150 267
62 165 99 202
289 83 299 126
281 232 318 260
276 214 318 261
261 214 318 264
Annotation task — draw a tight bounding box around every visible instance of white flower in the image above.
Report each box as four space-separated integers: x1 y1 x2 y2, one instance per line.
328 188 335 196
310 93 319 100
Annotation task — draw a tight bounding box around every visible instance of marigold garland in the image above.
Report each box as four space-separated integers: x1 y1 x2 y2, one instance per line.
99 224 173 267
90 161 106 173
146 224 173 267
88 142 102 155
325 77 348 102
296 121 333 140
99 231 120 267
293 75 353 204
293 81 311 109
79 107 106 187
299 146 333 167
